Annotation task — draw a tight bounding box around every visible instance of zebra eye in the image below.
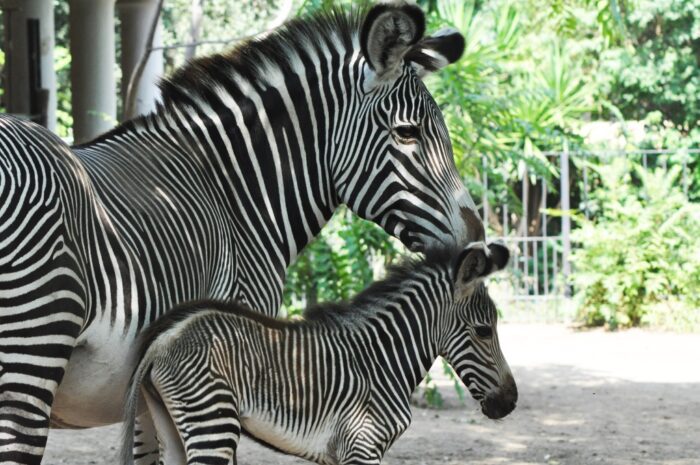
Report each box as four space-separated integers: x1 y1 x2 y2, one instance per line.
475 326 493 338
392 125 421 143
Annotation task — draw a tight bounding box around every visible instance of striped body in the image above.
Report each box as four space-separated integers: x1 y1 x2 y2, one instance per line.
123 243 517 465
1 3 479 463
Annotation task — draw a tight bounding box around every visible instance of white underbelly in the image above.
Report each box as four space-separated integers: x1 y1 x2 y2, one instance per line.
241 415 334 463
51 322 140 428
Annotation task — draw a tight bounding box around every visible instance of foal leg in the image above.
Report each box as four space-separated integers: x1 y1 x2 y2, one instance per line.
142 387 185 465
133 413 159 465
160 378 241 465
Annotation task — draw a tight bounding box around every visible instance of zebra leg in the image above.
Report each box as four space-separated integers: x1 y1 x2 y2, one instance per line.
176 397 240 465
133 413 159 465
0 283 84 464
142 387 185 465
157 380 240 465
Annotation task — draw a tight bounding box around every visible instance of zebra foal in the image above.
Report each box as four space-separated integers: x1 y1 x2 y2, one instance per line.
122 242 517 465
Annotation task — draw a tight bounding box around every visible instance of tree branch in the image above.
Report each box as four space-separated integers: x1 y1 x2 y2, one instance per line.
123 0 294 119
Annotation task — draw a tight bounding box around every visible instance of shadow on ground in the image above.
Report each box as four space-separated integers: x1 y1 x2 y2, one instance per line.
389 364 700 465
43 325 700 465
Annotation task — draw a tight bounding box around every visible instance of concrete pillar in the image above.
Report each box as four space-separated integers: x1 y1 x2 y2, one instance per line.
69 0 117 144
117 0 163 120
3 0 57 131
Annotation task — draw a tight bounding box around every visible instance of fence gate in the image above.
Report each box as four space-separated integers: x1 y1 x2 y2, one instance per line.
482 147 698 321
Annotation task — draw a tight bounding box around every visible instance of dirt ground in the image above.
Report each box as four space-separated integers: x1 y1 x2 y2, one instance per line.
42 324 700 465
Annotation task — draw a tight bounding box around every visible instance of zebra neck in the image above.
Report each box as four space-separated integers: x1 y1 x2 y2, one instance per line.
150 46 364 270
363 275 447 396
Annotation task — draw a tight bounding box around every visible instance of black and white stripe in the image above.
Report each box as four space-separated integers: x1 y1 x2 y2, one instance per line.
122 242 516 465
1 3 483 464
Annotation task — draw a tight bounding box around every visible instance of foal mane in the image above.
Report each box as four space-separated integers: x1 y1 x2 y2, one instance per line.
303 247 457 324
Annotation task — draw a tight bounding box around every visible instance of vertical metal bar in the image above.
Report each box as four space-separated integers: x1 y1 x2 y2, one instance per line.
511 241 517 296
552 245 558 294
561 142 571 297
482 155 489 228
583 154 590 219
542 177 549 296
643 152 648 170
522 169 529 293
534 238 539 296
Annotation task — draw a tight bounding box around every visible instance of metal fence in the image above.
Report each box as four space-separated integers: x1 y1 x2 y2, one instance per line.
483 147 699 313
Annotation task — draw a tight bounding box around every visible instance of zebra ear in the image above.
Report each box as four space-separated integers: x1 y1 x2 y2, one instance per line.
487 240 510 272
454 243 489 288
406 28 465 78
360 2 425 80
454 241 509 298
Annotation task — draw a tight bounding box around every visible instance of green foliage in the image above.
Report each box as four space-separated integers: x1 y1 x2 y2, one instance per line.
282 207 401 316
415 359 467 409
597 0 700 130
635 111 700 201
161 0 286 73
54 46 72 139
425 0 596 233
571 159 700 329
419 373 444 408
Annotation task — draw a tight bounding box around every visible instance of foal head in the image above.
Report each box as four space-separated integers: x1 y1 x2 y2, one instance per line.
438 242 517 420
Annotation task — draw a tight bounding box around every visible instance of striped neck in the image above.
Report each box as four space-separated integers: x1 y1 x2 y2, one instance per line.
365 268 449 395
303 257 454 396
147 16 369 269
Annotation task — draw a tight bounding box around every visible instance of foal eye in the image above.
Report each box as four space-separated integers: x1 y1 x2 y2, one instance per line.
475 326 493 338
392 125 421 143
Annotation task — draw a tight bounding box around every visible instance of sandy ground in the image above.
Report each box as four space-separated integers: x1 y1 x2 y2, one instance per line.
43 324 700 465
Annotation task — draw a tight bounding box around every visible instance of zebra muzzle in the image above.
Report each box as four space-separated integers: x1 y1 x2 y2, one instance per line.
480 376 518 419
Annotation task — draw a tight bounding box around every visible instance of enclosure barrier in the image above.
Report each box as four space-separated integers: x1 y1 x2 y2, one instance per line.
483 147 699 320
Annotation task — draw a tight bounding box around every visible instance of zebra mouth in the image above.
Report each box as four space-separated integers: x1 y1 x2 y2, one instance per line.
480 388 518 420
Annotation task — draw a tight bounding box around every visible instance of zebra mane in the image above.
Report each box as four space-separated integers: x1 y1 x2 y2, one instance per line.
158 6 367 107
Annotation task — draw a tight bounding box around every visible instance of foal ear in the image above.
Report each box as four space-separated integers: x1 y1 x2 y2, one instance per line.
405 28 465 78
454 243 489 288
453 241 510 298
360 2 425 79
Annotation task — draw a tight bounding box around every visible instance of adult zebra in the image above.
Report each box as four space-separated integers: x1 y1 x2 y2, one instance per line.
0 2 483 464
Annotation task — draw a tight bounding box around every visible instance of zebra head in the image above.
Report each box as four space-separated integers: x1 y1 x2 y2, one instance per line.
332 2 483 252
440 242 517 419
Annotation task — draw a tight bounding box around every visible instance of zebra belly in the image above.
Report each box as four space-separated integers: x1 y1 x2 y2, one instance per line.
50 326 138 428
241 415 337 464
